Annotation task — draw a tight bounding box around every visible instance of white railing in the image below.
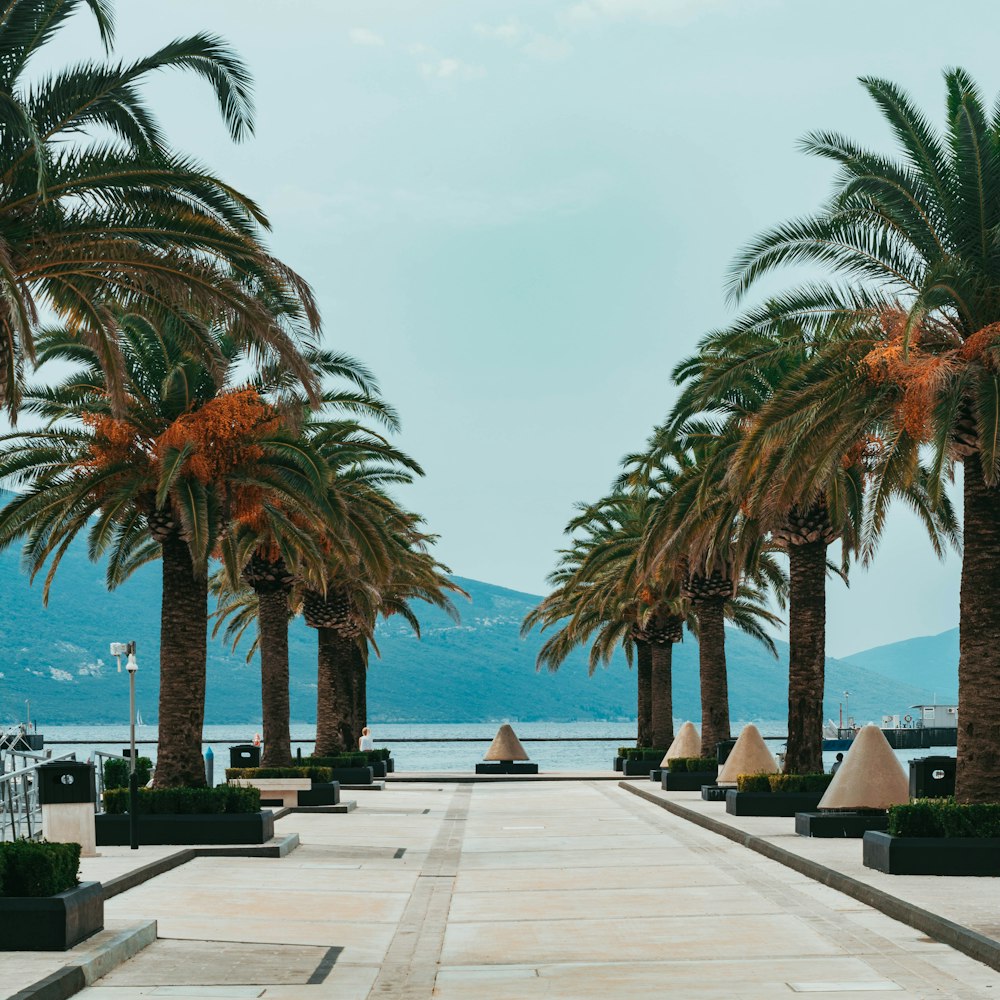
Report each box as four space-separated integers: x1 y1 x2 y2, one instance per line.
0 748 76 842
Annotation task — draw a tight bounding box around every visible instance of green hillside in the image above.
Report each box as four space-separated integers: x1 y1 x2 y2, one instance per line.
840 629 958 701
0 526 942 727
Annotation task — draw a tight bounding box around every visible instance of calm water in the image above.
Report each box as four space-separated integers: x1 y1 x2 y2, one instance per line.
29 721 956 773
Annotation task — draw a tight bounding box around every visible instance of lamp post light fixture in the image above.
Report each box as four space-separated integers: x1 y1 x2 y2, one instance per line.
111 641 139 850
843 690 851 728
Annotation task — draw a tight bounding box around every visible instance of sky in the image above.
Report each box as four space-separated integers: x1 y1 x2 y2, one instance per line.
48 0 1000 657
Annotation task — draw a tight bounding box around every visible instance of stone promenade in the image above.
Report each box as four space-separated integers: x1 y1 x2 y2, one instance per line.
20 781 1000 999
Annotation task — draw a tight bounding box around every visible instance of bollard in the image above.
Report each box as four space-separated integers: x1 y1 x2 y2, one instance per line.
39 760 98 857
205 745 215 787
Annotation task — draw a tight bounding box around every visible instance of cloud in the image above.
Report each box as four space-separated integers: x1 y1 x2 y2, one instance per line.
475 20 524 42
566 0 726 23
419 58 486 81
49 667 73 683
349 27 385 47
475 20 572 61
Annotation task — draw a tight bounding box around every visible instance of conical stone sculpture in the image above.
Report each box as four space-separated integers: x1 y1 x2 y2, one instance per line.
484 724 529 762
817 724 908 811
661 722 700 766
717 724 778 786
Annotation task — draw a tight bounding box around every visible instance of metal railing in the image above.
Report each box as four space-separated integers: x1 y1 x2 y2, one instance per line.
0 747 75 842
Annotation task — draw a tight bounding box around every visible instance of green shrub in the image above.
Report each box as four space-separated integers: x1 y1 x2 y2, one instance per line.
304 755 370 769
736 773 773 793
623 747 666 761
103 785 261 815
361 748 391 762
666 757 716 773
686 757 717 773
888 799 1000 838
103 755 153 791
0 840 81 897
225 767 333 782
768 773 833 794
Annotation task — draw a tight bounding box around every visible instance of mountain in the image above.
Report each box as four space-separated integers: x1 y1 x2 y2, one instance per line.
840 629 958 702
0 522 947 726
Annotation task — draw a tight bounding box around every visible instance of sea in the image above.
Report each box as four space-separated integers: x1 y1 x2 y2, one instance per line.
29 721 956 773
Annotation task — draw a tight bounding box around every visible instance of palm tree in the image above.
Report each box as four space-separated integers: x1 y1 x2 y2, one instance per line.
0 319 360 785
725 70 995 799
634 426 787 757
0 0 322 414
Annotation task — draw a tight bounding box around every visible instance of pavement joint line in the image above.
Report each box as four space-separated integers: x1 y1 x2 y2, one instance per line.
603 783 985 999
619 780 1000 980
366 784 472 999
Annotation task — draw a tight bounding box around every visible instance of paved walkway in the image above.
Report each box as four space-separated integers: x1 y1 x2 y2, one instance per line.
39 782 1000 998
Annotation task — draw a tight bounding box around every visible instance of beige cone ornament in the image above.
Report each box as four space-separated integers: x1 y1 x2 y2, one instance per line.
483 724 529 762
661 722 701 766
818 724 908 811
717 724 778 785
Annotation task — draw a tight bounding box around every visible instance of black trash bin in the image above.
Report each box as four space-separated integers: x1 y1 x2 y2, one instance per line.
37 760 96 805
716 739 738 765
909 755 956 799
230 744 261 768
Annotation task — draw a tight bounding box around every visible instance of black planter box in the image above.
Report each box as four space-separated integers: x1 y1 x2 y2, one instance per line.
725 790 824 817
475 762 539 774
795 811 889 838
95 810 275 846
297 781 341 806
648 769 663 782
621 758 662 776
368 761 387 779
0 881 103 950
863 831 1000 875
329 766 375 785
663 770 717 792
386 758 395 773
701 784 727 801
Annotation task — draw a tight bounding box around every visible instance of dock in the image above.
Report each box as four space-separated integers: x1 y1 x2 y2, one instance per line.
6 778 1000 999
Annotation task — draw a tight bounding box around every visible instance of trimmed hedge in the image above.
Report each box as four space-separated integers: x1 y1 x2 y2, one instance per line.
736 773 773 793
769 772 833 794
103 786 261 815
362 749 391 762
888 799 1000 838
622 747 667 761
225 767 333 782
0 840 81 897
103 755 153 791
304 754 370 769
667 756 717 773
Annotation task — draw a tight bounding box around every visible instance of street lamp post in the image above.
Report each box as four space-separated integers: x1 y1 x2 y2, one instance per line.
112 641 139 850
844 690 851 729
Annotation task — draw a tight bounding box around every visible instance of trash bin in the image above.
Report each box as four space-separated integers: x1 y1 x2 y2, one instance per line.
38 760 96 805
716 739 738 765
909 755 956 799
230 744 261 768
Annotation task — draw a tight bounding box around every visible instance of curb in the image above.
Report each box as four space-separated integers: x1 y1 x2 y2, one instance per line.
9 920 156 1000
620 781 1000 974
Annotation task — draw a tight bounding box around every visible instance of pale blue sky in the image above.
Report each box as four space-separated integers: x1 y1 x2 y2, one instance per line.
54 1 1000 656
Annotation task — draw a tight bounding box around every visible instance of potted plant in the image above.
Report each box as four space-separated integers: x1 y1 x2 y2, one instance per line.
226 766 340 806
304 755 377 786
662 757 718 791
95 786 274 845
864 799 1000 875
724 772 834 817
621 747 668 777
0 840 102 950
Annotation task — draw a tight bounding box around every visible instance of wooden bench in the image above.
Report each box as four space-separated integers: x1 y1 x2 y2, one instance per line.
229 777 311 807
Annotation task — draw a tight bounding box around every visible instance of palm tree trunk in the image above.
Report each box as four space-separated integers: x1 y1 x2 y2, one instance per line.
650 643 675 749
696 598 730 757
350 644 367 744
784 541 827 774
956 453 1000 803
315 627 356 757
154 533 208 788
257 587 292 768
636 640 652 747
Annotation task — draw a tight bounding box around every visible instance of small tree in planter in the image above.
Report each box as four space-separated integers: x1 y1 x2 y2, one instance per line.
0 840 103 950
